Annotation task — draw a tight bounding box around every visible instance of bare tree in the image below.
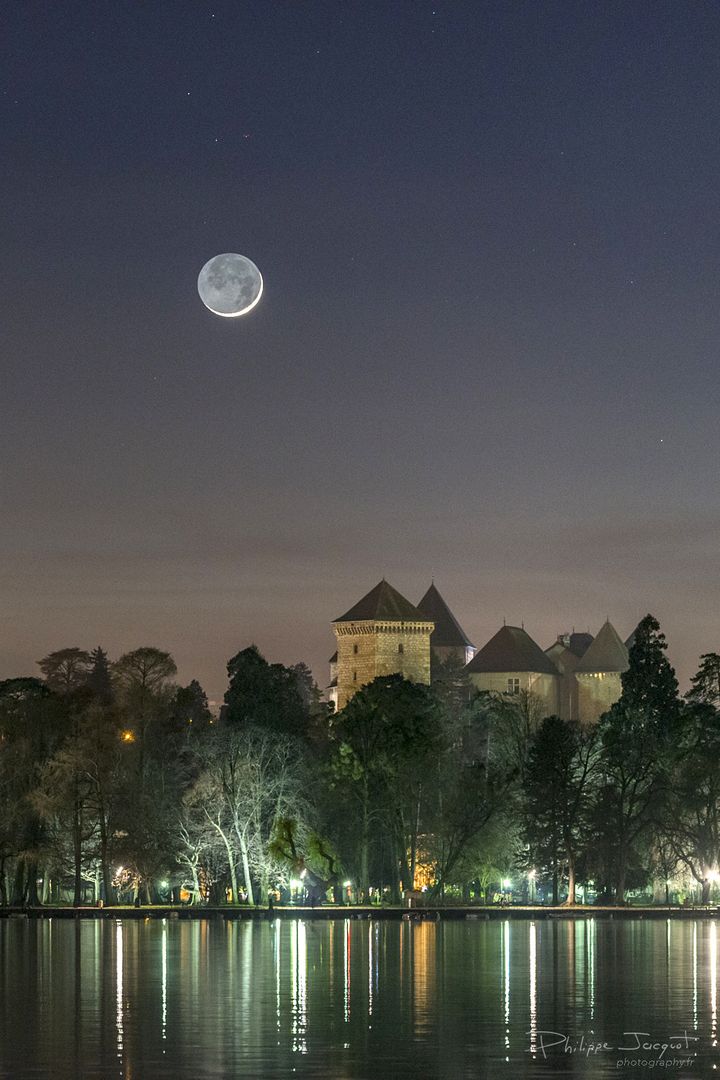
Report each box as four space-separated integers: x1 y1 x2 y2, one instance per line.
181 725 309 905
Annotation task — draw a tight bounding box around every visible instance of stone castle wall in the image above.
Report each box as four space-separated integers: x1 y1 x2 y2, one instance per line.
576 672 623 725
467 671 559 717
333 620 433 710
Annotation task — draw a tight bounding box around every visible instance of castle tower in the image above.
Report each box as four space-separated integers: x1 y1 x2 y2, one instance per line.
416 583 476 668
545 632 594 720
574 620 628 724
465 624 560 716
331 580 434 711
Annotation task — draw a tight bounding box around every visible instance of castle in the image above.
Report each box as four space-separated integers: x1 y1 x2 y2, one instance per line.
328 579 630 725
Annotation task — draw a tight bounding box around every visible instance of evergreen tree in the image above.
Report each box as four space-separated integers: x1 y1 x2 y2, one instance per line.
86 646 113 705
621 614 680 732
223 645 308 735
687 653 720 708
172 680 214 733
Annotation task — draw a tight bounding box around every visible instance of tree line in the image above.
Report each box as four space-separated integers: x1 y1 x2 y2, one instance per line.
0 616 719 907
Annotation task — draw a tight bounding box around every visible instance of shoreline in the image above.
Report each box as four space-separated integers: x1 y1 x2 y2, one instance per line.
1 903 718 921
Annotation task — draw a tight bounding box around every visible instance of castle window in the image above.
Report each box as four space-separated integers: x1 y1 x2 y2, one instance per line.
507 678 520 695
353 643 358 654
353 671 357 682
398 643 404 654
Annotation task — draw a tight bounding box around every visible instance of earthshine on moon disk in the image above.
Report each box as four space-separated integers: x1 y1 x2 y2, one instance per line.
197 253 263 317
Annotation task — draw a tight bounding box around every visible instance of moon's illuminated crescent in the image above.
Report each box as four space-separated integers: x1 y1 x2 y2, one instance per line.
197 253 263 317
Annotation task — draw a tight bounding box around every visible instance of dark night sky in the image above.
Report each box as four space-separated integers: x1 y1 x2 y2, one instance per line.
2 1 719 701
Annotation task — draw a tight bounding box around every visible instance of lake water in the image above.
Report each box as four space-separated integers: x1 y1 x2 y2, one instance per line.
0 916 717 1078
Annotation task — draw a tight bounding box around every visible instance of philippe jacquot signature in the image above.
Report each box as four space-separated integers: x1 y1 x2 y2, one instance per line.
529 1030 699 1060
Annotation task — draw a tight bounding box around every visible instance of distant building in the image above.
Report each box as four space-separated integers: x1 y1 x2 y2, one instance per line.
330 580 434 711
545 632 595 721
416 582 476 668
465 624 560 714
574 620 629 725
329 580 630 723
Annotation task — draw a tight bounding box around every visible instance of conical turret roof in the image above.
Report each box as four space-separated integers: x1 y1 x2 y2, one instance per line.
416 583 474 648
333 580 426 623
575 620 629 673
465 625 558 676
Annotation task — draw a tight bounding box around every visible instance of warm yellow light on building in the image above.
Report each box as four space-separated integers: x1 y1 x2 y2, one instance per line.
121 730 135 743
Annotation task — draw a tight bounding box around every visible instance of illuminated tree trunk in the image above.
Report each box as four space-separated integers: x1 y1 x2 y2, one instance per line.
238 834 254 906
566 854 576 905
26 861 40 906
206 809 238 904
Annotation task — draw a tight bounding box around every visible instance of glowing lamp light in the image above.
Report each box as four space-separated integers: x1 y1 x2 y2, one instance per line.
343 880 352 888
528 869 536 880
708 870 720 883
290 879 301 891
160 880 169 890
121 730 135 743
502 879 512 890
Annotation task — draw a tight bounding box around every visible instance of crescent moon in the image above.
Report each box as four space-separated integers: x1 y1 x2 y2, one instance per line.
197 253 263 317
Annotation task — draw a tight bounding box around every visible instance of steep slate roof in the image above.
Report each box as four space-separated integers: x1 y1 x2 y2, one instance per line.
416 583 474 648
544 633 594 658
465 625 558 676
567 632 594 657
575 621 629 673
333 580 426 623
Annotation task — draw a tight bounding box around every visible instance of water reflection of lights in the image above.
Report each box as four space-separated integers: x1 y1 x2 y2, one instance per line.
694 922 698 1030
275 919 281 1034
528 922 537 1057
588 918 595 1020
412 922 435 1033
710 921 717 1047
502 920 510 1048
161 921 167 1046
344 919 351 1023
115 921 123 1059
291 920 308 1053
368 922 373 1019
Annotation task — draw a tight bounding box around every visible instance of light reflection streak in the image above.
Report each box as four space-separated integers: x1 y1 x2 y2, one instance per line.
694 922 698 1030
503 919 510 1048
161 921 167 1045
344 920 351 1023
115 921 123 1059
528 922 537 1057
368 921 373 1018
275 919 281 1034
291 920 307 1053
588 918 595 1020
710 921 717 1047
